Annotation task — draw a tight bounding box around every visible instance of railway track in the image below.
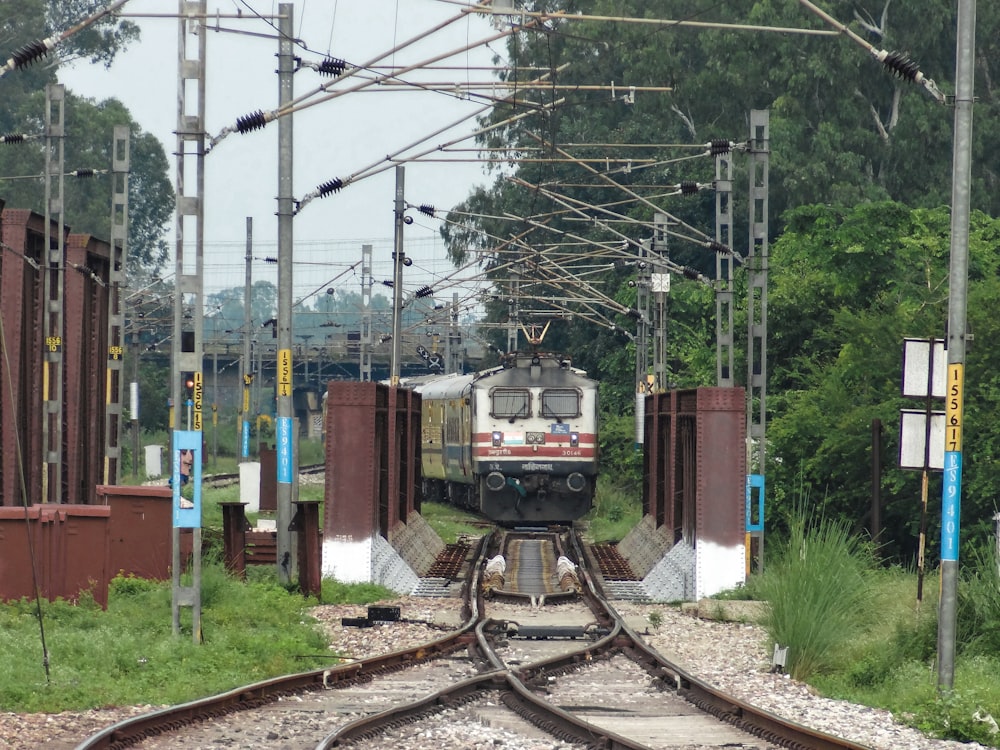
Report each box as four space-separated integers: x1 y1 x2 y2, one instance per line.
75 528 873 750
195 462 327 488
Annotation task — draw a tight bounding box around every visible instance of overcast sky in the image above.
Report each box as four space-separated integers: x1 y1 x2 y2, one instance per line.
60 0 503 303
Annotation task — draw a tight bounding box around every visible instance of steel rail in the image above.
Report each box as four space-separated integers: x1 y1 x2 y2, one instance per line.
316 663 649 750
567 532 875 750
77 527 875 750
73 535 492 750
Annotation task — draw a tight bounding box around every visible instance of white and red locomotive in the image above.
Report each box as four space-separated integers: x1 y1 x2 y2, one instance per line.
413 351 599 524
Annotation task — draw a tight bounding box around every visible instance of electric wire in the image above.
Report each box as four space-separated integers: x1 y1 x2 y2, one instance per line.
0 286 51 685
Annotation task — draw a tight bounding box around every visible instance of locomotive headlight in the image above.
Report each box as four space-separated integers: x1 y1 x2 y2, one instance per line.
492 431 502 447
486 472 506 491
570 432 579 447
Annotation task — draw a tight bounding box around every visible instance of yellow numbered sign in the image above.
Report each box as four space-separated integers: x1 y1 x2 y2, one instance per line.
278 348 292 397
946 363 963 452
193 371 204 431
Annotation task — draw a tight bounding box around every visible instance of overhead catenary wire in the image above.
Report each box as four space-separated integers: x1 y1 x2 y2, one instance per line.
209 1 535 150
512 176 738 262
294 70 567 213
0 280 51 685
528 132 731 258
528 189 705 222
0 0 132 77
794 0 946 103
458 3 843 37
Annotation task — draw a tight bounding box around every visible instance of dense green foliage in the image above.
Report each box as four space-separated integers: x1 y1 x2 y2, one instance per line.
765 203 1000 562
748 512 1000 745
441 2 1000 563
0 1 173 282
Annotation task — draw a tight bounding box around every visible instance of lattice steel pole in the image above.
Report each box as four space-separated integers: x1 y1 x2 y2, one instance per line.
42 83 65 504
507 266 520 354
634 239 652 449
171 0 206 641
746 110 770 571
360 244 373 381
448 292 463 374
652 213 670 392
715 150 735 387
104 125 130 485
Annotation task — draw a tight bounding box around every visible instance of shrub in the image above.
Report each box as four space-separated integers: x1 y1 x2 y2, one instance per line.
756 505 876 680
957 545 1000 657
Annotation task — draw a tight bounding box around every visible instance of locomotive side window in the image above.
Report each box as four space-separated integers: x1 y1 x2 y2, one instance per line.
491 389 530 418
541 389 580 419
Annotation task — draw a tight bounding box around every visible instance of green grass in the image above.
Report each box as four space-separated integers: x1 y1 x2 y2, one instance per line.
738 506 1000 746
802 567 1000 745
7 478 999 745
582 477 643 543
0 564 395 713
418 501 489 544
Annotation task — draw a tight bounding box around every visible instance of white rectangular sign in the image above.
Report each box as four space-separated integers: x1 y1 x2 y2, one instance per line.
902 338 946 398
899 409 945 470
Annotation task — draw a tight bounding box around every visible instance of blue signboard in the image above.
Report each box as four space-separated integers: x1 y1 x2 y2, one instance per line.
941 451 962 562
172 429 202 529
550 423 570 434
277 416 293 484
745 474 765 532
241 420 250 458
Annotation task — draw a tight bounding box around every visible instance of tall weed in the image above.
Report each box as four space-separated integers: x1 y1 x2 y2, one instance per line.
585 479 642 543
756 506 876 680
957 544 1000 657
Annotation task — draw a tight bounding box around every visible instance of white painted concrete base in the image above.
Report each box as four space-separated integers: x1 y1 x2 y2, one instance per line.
695 539 746 599
321 535 418 594
322 537 373 584
640 534 746 602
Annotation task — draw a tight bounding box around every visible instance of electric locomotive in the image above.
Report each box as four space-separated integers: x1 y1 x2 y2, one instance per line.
413 351 598 524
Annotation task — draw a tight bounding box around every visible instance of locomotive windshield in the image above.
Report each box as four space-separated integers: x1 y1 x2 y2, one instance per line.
491 389 530 418
541 389 580 419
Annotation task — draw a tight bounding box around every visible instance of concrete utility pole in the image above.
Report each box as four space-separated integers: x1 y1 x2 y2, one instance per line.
275 2 295 585
938 0 976 693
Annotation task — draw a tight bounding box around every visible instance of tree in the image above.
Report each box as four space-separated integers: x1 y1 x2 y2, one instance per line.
764 202 1000 563
0 1 173 282
442 0 1000 363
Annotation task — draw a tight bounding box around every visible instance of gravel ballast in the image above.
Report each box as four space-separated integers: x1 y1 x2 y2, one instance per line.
0 598 992 750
